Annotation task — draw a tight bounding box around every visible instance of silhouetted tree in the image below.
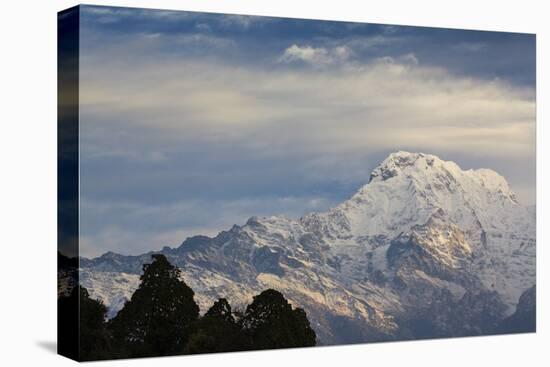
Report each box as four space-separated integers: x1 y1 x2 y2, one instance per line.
61 254 319 360
185 298 245 354
109 254 199 357
240 289 316 349
79 286 114 360
58 252 79 359
58 285 114 361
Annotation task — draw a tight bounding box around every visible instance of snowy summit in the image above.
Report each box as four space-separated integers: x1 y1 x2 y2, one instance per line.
79 152 536 344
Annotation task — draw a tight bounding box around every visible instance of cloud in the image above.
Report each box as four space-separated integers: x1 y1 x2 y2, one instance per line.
453 42 487 52
374 52 419 66
81 5 270 32
81 47 534 161
82 5 194 23
401 52 419 65
77 28 536 257
219 14 268 30
278 44 353 66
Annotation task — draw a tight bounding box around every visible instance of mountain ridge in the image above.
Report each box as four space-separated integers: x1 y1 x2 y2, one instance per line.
79 151 536 343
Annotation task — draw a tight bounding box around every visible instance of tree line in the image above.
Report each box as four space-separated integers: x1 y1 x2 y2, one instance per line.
59 254 316 360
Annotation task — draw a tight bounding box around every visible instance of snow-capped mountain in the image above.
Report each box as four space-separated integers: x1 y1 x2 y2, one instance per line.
79 152 536 343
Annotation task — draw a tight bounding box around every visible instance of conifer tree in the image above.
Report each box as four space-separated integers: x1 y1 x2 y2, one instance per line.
240 289 316 350
109 254 199 357
79 286 113 360
185 298 245 354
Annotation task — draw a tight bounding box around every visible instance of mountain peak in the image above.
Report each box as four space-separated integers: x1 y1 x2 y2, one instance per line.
369 151 444 182
335 151 525 245
80 151 535 345
367 152 512 197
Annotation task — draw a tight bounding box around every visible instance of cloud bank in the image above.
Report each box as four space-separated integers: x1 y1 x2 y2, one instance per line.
78 6 535 257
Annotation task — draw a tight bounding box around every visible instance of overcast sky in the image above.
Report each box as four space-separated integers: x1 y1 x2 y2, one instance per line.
78 5 536 258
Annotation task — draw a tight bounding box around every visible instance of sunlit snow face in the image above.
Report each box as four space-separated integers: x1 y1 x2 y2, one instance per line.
78 5 536 257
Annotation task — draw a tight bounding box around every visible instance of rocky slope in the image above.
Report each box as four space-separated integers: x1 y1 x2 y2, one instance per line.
494 285 536 334
79 152 536 343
